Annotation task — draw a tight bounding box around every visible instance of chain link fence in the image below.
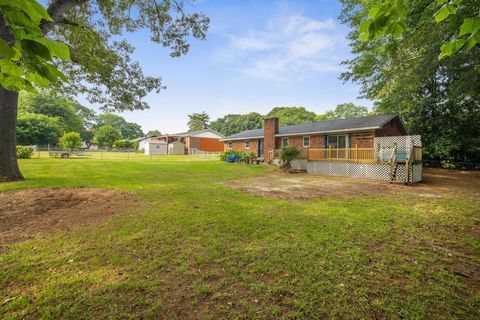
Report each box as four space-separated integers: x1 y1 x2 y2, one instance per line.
28 147 222 161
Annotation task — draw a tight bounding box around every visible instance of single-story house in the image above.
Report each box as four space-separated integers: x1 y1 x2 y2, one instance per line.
221 114 407 160
221 114 422 183
151 128 225 154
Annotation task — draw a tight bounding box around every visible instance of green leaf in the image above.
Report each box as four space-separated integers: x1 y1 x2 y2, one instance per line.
26 72 50 87
392 22 406 38
368 4 382 18
465 32 480 50
360 32 369 41
0 0 52 23
459 17 480 36
439 39 465 59
434 5 457 23
0 60 23 76
33 38 71 60
1 6 42 34
21 39 51 60
359 20 371 33
36 64 68 83
0 39 15 59
1 75 24 90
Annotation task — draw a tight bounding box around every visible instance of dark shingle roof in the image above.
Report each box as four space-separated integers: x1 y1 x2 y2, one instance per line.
222 114 400 140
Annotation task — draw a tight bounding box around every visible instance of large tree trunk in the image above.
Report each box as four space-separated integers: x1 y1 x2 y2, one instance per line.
0 87 22 181
0 12 22 181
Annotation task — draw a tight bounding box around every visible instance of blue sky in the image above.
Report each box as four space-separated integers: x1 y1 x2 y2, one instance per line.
83 0 370 133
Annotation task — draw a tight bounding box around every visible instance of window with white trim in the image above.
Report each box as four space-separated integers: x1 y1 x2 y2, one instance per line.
303 136 310 147
282 138 289 147
228 141 232 149
245 140 250 149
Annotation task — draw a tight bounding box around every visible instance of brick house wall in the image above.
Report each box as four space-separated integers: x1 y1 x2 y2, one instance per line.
276 134 325 148
224 139 259 155
222 115 407 158
264 117 279 161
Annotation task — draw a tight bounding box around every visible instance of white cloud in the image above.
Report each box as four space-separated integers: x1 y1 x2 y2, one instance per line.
284 16 335 35
218 13 347 82
230 35 270 51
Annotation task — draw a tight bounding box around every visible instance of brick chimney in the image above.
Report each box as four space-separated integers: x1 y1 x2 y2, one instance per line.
264 117 279 162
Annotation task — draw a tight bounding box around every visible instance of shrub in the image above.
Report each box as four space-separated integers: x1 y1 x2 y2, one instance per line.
220 150 249 161
280 146 300 171
59 132 82 152
94 125 121 148
16 146 33 159
114 140 134 150
114 140 126 149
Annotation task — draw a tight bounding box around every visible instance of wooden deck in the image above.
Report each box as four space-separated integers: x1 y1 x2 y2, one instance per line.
270 146 422 165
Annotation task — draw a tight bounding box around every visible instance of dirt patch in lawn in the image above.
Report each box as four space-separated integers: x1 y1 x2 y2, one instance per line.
225 168 480 200
0 188 143 248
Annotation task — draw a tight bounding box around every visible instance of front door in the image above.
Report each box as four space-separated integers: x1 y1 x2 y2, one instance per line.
258 139 264 158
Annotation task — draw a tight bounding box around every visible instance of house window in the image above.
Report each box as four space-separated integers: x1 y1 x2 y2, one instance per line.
303 136 310 147
328 135 349 149
245 140 250 149
282 138 289 147
228 141 232 149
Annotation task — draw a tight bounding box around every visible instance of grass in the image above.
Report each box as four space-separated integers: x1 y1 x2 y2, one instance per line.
1 157 479 319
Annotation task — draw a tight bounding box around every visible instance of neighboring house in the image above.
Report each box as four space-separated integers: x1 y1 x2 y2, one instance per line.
221 114 407 160
221 114 422 183
152 128 224 154
132 135 160 151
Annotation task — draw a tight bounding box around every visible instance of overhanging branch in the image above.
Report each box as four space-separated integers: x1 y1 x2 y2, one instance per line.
41 0 89 35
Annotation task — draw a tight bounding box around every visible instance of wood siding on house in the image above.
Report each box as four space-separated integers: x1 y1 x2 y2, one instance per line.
375 117 407 137
199 137 225 152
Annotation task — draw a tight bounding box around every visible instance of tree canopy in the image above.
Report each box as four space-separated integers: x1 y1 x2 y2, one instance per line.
16 112 62 145
146 130 161 137
321 103 369 120
94 125 121 148
267 107 317 126
0 0 209 110
210 113 264 136
19 91 83 133
96 114 144 139
340 0 480 161
187 111 210 131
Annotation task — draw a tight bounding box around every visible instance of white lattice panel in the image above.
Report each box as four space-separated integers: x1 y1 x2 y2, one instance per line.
290 159 307 171
374 135 421 150
374 135 422 161
307 162 420 183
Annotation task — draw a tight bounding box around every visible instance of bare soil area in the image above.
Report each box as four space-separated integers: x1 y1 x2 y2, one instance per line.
0 188 143 247
226 168 480 200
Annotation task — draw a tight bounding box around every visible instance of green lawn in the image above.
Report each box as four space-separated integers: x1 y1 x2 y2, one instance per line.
1 157 479 319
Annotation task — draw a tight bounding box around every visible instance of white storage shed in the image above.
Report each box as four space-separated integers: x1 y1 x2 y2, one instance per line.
168 141 185 155
145 140 167 155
